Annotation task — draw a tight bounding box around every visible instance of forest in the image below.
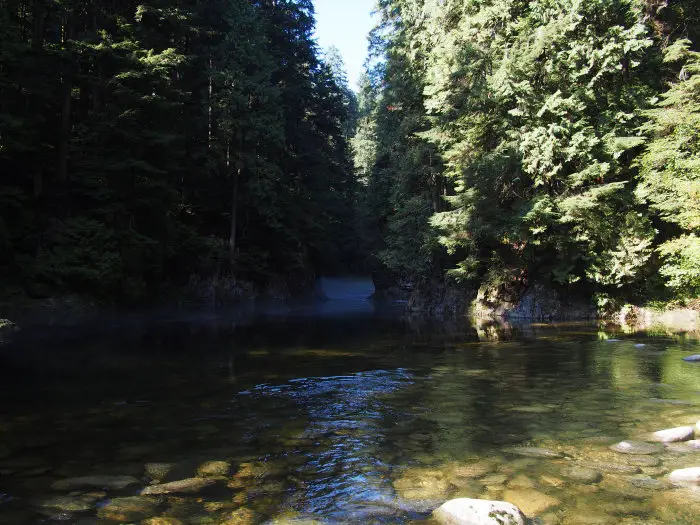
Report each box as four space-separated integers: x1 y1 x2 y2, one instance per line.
1 0 699 311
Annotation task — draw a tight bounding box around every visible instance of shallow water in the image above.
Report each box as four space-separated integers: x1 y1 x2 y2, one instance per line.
1 309 700 524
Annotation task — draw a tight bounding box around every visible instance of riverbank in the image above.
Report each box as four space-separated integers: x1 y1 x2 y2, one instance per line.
403 280 700 331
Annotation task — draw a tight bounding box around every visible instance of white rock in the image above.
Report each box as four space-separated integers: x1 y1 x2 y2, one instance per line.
433 498 527 525
651 426 695 443
668 467 700 485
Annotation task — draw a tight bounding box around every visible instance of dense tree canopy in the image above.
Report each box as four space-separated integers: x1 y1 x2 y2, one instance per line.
357 0 700 305
0 0 359 303
2 0 699 308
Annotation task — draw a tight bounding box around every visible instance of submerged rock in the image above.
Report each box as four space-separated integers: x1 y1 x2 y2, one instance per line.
145 463 176 483
51 475 140 491
610 441 664 455
625 455 660 467
97 496 160 522
628 475 668 490
666 442 700 454
143 518 184 525
651 426 695 443
503 447 564 459
433 498 527 525
652 487 700 522
562 466 602 484
682 355 700 362
583 461 642 474
668 467 700 484
35 494 102 513
141 477 215 495
502 489 561 516
393 468 451 501
197 460 231 478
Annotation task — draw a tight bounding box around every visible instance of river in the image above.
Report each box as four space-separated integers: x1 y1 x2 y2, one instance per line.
0 287 699 524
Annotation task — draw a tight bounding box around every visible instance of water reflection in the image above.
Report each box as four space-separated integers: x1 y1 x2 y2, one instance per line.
0 314 700 523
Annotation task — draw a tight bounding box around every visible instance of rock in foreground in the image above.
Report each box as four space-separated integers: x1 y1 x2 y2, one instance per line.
433 498 527 525
668 467 700 485
651 426 695 443
610 441 664 455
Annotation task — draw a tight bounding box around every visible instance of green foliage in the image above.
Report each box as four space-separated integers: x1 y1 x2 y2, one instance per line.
359 0 699 303
637 39 700 297
0 0 360 303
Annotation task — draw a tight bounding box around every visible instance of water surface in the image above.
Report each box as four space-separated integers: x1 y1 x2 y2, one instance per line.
1 308 700 524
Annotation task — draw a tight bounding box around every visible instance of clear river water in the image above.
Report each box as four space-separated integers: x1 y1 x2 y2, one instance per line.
1 295 700 524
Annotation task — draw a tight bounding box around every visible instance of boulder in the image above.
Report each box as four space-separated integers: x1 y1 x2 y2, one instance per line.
668 467 700 485
51 475 140 491
141 477 215 495
651 426 695 443
433 498 527 525
610 441 664 455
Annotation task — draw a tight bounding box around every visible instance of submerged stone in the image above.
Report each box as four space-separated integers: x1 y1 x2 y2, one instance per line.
625 455 660 467
393 468 451 501
141 477 214 495
562 466 602 484
682 355 700 362
502 489 561 516
610 441 664 455
628 475 667 490
503 447 564 459
197 460 231 478
145 463 176 483
97 496 160 522
433 498 527 525
651 426 695 443
143 518 184 525
35 494 101 513
51 475 140 491
652 487 700 522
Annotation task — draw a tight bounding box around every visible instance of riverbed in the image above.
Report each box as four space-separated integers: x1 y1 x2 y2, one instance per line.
0 306 699 524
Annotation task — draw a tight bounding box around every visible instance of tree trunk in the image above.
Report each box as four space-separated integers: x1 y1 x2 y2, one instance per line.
229 167 240 265
59 14 73 182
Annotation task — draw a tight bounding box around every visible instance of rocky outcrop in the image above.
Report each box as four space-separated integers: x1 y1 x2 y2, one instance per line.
473 283 595 321
407 281 475 315
617 305 699 332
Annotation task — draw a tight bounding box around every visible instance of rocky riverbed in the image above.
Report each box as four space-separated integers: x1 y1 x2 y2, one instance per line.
1 321 700 523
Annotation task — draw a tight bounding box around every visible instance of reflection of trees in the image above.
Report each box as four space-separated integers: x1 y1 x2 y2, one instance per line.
384 333 634 463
